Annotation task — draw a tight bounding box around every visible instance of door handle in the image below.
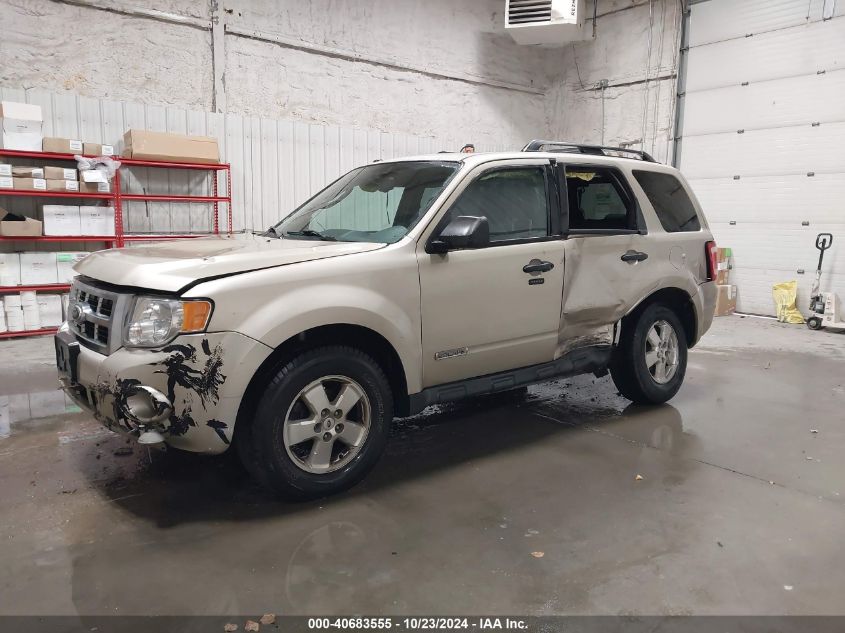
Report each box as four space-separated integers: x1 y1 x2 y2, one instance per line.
621 250 648 263
523 259 554 273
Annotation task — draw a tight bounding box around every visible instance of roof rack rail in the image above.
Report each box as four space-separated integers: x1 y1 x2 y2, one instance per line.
522 139 658 163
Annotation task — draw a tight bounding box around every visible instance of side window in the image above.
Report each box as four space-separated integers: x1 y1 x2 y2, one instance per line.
633 170 701 232
444 167 550 243
565 167 632 231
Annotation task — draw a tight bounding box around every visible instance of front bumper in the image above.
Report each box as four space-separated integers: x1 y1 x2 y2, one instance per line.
56 324 272 454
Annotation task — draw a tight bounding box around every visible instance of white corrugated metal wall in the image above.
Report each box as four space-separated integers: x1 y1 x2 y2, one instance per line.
679 0 845 315
0 86 510 251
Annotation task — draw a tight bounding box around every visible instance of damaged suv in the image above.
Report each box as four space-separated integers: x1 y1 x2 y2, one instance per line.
56 140 716 498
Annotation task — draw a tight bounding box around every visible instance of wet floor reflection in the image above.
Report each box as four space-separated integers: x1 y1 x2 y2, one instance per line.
0 389 81 438
54 380 697 615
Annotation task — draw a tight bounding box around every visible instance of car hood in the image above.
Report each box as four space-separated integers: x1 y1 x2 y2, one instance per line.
74 233 386 292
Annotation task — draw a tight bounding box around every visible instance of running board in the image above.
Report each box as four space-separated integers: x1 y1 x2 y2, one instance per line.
407 345 612 415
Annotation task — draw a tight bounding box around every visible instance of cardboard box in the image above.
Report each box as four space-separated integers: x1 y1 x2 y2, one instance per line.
42 137 83 154
123 129 219 164
56 252 89 283
0 101 42 133
12 177 46 191
0 175 11 189
0 211 42 237
4 307 24 332
3 294 21 308
0 132 42 151
22 305 41 330
78 181 111 193
715 247 733 285
83 142 115 157
0 253 22 286
20 290 37 307
19 252 59 285
43 166 77 181
79 206 115 235
714 284 737 317
42 205 81 236
1 102 43 150
37 294 63 327
45 179 79 192
11 166 45 178
0 164 9 176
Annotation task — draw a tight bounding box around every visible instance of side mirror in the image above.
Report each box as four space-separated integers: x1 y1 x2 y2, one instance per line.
428 215 490 254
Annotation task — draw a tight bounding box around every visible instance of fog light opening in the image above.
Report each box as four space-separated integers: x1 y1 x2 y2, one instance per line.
123 385 173 426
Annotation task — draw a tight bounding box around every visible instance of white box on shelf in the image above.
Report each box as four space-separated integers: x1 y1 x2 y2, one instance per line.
0 164 10 176
5 306 25 332
22 305 41 330
3 294 21 309
42 205 81 236
0 253 22 286
0 101 43 133
79 206 115 235
0 175 12 189
56 252 89 283
36 294 63 327
0 102 43 152
80 169 108 183
19 252 59 285
19 290 37 307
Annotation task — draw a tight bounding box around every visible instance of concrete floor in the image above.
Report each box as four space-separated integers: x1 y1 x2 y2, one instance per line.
0 315 843 616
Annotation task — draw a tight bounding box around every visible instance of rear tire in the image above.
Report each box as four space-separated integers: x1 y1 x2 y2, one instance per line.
610 303 688 404
241 345 393 500
807 316 823 330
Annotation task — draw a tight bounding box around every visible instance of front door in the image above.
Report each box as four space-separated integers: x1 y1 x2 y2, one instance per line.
417 161 565 387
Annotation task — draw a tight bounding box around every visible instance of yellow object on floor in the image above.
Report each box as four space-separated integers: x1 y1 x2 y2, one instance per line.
772 281 805 324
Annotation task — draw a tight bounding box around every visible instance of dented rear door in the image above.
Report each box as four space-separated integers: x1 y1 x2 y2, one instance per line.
556 163 658 354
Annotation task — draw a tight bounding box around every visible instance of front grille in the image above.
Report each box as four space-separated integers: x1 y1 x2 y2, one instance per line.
507 0 553 24
67 279 132 354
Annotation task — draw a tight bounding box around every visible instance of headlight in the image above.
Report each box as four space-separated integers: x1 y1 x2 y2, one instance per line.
124 297 213 347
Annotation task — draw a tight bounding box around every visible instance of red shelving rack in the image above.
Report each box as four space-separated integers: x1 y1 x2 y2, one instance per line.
1 148 233 339
0 327 59 340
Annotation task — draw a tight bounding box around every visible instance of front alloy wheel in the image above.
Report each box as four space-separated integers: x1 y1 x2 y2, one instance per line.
284 376 371 474
241 345 392 499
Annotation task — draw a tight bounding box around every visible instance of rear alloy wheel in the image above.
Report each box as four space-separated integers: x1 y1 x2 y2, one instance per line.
611 303 688 404
242 346 392 499
644 320 680 384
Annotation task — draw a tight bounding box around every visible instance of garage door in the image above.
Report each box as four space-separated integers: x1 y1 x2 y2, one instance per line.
678 0 845 315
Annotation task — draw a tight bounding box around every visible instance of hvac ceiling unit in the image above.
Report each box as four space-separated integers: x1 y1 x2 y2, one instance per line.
505 0 588 46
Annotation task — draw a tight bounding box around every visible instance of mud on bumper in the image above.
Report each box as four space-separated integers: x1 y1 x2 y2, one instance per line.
56 325 271 454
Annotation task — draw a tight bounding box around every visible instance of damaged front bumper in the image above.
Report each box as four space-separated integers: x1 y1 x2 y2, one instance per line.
55 324 272 454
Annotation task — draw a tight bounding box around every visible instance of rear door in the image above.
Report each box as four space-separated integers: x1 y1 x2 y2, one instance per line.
416 160 566 387
558 163 656 349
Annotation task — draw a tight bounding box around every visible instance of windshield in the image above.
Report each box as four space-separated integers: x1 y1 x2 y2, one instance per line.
272 160 460 243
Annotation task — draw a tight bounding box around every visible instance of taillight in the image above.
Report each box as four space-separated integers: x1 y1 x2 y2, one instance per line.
705 240 718 281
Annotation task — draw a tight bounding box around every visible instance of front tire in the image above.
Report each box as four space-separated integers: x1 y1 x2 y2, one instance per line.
807 316 823 330
241 346 393 500
610 303 688 404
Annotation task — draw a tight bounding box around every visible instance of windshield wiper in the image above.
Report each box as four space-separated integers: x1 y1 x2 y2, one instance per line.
263 226 281 238
283 229 338 241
